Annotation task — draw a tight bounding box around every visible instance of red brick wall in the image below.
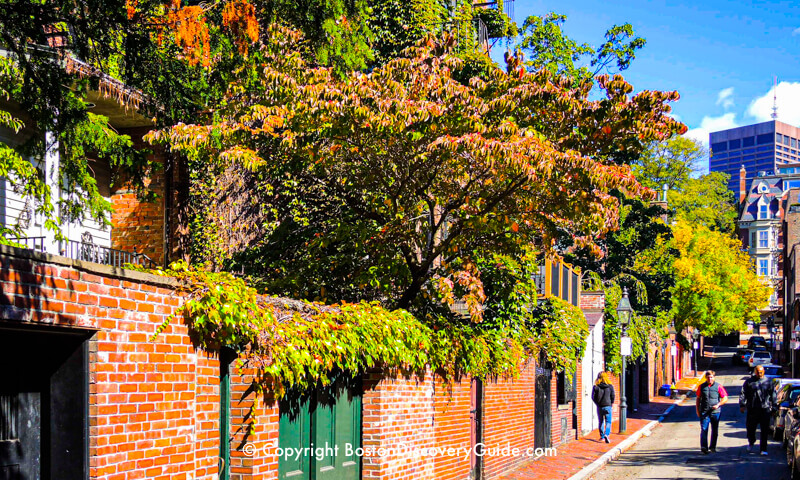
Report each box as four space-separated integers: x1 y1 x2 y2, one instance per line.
433 375 472 480
362 370 436 480
0 246 594 480
229 366 279 480
580 291 605 310
0 248 220 480
111 128 173 267
111 186 165 266
482 361 536 479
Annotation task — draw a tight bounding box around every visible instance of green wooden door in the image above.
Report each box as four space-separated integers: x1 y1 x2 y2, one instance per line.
279 374 361 480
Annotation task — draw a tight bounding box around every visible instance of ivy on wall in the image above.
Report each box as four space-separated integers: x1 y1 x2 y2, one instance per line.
148 262 590 395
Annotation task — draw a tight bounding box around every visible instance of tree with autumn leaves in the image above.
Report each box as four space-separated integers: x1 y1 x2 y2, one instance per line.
147 28 684 323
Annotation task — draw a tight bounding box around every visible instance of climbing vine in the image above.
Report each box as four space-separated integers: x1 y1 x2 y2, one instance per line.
147 262 589 395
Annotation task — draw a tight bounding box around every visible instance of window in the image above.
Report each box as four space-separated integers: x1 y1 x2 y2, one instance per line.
759 203 769 219
759 230 769 248
744 137 755 147
711 141 728 152
758 133 773 145
730 139 741 149
778 134 784 144
751 231 757 247
785 136 792 145
743 148 756 154
759 259 769 276
786 180 800 190
794 138 798 149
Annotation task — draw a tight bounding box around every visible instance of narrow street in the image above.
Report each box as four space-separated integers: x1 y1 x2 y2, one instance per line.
591 347 791 480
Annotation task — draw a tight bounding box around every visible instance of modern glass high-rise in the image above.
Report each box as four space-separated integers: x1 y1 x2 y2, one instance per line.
709 120 800 193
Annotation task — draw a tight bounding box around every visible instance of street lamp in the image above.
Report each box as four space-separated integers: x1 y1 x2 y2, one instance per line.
617 287 633 434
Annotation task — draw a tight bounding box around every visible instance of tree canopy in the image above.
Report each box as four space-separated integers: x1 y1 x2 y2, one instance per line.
670 220 770 335
517 13 645 82
147 30 684 320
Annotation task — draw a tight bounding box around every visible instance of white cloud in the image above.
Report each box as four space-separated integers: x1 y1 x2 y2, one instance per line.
684 112 738 147
793 27 800 36
716 87 734 110
747 81 800 126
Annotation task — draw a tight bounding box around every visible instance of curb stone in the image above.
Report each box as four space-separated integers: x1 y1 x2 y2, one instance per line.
565 394 686 480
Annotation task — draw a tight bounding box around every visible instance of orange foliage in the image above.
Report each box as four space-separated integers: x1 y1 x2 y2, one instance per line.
164 0 210 67
222 0 259 55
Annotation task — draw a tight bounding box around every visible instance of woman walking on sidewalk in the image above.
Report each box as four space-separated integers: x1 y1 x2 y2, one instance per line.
592 371 615 443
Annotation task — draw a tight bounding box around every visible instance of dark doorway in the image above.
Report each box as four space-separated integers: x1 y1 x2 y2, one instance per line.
638 358 649 405
534 356 552 450
0 325 91 480
469 378 483 480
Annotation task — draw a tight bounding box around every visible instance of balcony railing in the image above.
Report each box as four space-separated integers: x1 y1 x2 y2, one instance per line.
12 236 46 252
10 237 154 268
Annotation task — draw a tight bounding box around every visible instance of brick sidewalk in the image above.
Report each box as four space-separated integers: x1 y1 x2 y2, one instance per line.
500 396 678 480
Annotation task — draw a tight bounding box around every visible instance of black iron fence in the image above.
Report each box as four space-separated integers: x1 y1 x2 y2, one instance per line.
9 237 154 268
60 240 154 268
11 236 46 252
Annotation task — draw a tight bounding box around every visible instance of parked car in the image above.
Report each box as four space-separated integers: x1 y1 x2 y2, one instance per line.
785 399 800 476
734 348 755 366
773 384 800 441
764 364 785 381
749 350 773 370
749 335 767 349
775 378 800 393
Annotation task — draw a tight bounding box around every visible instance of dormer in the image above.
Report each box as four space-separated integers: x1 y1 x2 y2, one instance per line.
758 196 771 220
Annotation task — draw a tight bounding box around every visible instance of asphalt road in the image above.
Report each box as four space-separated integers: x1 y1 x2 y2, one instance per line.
590 347 792 480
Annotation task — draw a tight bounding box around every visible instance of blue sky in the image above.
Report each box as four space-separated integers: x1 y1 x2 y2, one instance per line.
491 0 800 151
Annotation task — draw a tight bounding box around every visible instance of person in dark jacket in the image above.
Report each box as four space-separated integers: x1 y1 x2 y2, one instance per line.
695 370 728 454
592 371 615 443
739 364 777 455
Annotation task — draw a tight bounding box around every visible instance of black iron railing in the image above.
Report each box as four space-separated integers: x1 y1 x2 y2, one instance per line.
10 237 154 268
11 236 46 252
60 240 155 268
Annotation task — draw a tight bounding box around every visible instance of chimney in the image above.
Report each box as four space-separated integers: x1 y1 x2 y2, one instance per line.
740 165 747 204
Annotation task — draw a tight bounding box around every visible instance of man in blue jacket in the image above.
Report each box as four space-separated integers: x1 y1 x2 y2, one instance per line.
740 365 777 455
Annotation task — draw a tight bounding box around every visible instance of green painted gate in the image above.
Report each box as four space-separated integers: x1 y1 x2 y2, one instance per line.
279 373 362 480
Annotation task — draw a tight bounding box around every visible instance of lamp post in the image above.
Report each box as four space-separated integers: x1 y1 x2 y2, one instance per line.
617 287 633 434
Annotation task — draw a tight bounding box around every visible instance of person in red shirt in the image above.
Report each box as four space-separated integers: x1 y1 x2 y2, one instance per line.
696 370 728 454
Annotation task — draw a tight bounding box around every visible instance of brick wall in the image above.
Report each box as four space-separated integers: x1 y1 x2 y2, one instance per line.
362 370 436 480
0 246 220 480
482 361 536 479
111 128 177 267
433 375 472 480
0 245 594 480
580 291 605 311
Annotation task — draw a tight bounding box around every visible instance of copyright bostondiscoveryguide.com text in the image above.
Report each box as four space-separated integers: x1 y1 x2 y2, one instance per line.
241 442 558 461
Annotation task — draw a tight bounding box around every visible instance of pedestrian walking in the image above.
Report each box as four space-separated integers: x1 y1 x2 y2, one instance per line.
739 364 777 455
592 371 615 443
695 370 728 454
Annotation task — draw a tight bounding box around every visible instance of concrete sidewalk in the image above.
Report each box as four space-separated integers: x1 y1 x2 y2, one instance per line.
499 396 681 480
